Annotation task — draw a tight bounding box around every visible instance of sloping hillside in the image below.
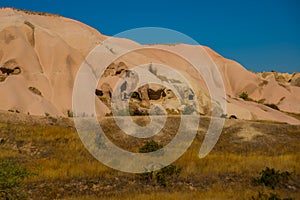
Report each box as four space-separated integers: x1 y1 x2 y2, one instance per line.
0 8 299 124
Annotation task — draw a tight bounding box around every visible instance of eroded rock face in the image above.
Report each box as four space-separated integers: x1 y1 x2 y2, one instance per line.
100 62 129 78
1 8 298 124
116 62 128 76
0 74 6 82
148 88 165 100
258 71 298 85
159 88 177 112
291 73 300 87
103 63 117 77
0 59 21 82
97 61 201 116
100 83 112 107
138 84 150 108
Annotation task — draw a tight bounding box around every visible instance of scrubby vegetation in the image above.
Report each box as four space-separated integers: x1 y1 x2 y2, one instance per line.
138 140 163 153
67 110 74 118
252 167 294 200
138 141 182 187
239 91 249 100
253 167 291 189
130 92 141 100
0 159 34 200
0 115 299 199
155 164 182 187
238 92 281 111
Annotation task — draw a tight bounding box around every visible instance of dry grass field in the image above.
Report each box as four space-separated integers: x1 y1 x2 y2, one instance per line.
0 112 299 199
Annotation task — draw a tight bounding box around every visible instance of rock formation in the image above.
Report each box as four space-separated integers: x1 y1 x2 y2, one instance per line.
0 8 299 124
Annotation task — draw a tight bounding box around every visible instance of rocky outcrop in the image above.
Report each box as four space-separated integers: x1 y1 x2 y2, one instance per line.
258 71 299 86
100 83 112 108
138 84 150 108
96 60 202 116
102 62 128 78
290 73 300 87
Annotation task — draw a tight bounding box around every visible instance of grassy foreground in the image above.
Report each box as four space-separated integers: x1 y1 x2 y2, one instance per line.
0 114 299 199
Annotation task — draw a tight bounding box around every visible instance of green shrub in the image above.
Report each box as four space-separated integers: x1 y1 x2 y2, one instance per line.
67 110 74 118
155 165 182 187
252 167 291 189
138 140 163 153
0 159 35 200
239 91 249 100
139 140 163 153
130 92 141 100
140 171 153 182
140 164 182 187
138 141 182 187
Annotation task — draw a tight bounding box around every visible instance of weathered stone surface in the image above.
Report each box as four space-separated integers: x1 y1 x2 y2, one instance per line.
291 73 300 87
101 83 112 107
138 84 150 108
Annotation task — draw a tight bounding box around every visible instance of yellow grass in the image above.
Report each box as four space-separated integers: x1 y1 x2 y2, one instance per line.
0 117 299 199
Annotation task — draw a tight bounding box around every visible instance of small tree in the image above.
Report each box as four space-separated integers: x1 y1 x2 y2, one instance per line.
239 91 249 100
139 140 163 153
67 110 74 117
138 141 182 187
252 167 291 189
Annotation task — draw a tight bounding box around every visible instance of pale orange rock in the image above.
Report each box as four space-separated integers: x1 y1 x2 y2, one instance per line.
0 8 299 124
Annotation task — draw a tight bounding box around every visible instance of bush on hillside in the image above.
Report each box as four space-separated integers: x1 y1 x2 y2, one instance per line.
252 167 291 189
239 91 249 100
138 141 182 187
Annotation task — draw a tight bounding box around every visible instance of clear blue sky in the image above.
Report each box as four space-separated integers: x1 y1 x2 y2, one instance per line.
1 0 299 73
